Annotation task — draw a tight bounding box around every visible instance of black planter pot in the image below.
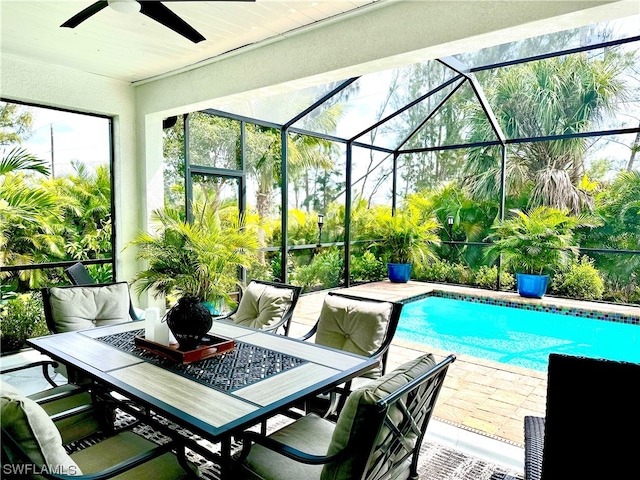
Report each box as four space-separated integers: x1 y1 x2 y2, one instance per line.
164 296 213 351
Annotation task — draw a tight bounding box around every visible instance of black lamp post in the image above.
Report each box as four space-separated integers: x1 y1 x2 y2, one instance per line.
447 215 454 242
317 214 324 246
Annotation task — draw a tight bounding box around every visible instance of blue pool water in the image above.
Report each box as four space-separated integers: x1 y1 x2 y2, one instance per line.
397 296 640 371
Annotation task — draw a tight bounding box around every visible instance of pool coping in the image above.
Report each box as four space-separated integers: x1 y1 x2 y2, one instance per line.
400 288 640 325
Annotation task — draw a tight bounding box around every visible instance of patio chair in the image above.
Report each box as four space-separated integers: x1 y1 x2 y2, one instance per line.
234 352 456 480
41 282 138 384
0 361 105 444
299 292 403 416
64 261 141 321
1 380 199 480
42 282 137 334
215 279 302 336
523 353 640 480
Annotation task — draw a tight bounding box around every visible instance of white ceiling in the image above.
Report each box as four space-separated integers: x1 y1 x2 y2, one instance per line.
0 0 381 84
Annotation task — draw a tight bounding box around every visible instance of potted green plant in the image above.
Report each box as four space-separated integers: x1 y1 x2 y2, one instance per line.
127 204 259 347
485 206 596 298
374 208 440 283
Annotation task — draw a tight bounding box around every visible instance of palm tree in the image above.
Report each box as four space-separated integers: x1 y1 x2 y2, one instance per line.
464 52 634 214
0 148 58 287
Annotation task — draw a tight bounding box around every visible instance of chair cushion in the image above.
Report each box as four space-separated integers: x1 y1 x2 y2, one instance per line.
71 430 195 480
315 294 393 378
1 380 81 476
238 414 333 480
321 353 436 480
230 282 294 330
48 283 131 332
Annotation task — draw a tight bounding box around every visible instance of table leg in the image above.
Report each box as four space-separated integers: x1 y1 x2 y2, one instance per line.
219 436 232 478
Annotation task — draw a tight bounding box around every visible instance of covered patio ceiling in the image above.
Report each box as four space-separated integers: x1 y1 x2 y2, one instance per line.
0 0 381 83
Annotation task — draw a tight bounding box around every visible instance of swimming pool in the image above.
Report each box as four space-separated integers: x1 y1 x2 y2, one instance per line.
397 295 640 371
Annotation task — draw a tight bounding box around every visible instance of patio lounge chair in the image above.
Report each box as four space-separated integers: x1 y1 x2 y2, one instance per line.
1 379 199 479
234 352 456 480
524 353 640 479
215 279 302 336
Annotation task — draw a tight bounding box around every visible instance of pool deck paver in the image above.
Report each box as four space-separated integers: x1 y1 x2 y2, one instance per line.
288 280 640 447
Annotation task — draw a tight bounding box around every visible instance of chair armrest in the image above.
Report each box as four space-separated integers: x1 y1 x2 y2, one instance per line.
298 323 318 341
238 431 346 465
524 415 545 480
0 360 60 388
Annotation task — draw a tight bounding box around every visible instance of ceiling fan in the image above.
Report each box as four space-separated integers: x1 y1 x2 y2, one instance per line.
61 0 255 44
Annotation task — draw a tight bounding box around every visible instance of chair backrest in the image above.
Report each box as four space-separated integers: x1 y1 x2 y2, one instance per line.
42 282 133 334
64 262 97 286
229 280 302 335
321 353 455 480
64 262 140 322
313 292 403 378
541 353 640 480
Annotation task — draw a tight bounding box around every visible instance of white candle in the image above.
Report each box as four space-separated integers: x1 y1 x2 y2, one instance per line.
154 312 170 346
144 307 158 341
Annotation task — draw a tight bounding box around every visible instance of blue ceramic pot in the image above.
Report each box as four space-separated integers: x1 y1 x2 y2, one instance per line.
388 263 412 283
516 273 549 298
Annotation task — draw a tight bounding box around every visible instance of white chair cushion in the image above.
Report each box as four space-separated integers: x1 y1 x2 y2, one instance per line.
315 294 392 377
230 282 294 330
49 283 131 332
322 354 436 480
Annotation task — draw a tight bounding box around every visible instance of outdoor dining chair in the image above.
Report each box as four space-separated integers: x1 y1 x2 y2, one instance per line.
524 353 640 480
41 282 138 384
65 261 142 321
1 379 199 480
0 360 105 445
215 279 302 336
234 352 456 480
299 291 403 416
42 282 137 334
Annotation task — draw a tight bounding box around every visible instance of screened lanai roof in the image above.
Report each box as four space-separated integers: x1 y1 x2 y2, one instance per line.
206 14 640 152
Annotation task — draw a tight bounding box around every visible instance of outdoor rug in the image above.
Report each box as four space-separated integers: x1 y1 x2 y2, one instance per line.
68 410 524 480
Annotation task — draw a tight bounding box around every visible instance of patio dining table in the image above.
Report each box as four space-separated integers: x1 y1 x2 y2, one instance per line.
27 320 378 478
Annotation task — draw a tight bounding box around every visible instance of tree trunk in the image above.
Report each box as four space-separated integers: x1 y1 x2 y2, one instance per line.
626 125 640 172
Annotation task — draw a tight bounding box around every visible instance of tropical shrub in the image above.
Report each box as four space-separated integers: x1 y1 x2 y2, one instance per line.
550 256 604 300
473 265 515 291
291 248 344 291
0 291 49 352
350 251 386 282
373 207 440 265
414 259 453 283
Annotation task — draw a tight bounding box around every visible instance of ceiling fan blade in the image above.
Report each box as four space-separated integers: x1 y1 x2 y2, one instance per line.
61 0 109 28
139 1 205 43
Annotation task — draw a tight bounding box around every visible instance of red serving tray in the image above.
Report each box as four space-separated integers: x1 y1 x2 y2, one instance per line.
134 334 235 364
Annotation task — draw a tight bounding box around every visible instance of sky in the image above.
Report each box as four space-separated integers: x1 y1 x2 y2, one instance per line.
20 106 111 178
